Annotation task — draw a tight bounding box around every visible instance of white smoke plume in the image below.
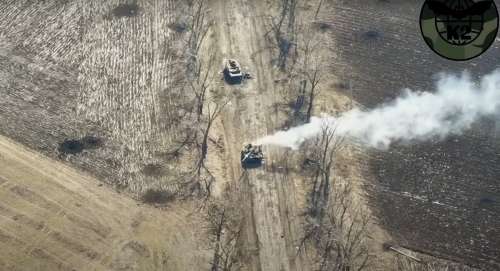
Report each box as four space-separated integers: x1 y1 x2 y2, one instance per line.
254 70 500 150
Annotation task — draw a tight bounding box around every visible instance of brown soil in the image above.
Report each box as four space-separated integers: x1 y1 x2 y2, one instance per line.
323 0 500 269
3 0 495 270
0 134 209 271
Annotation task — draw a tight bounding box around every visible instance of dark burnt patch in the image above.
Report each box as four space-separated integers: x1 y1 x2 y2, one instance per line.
141 189 173 204
360 30 382 42
141 163 165 177
313 22 334 32
81 136 103 149
59 139 84 154
479 197 497 208
333 80 351 90
59 136 103 155
168 21 188 33
112 3 140 18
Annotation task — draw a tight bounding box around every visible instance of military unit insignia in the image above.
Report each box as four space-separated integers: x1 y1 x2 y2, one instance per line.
420 0 499 61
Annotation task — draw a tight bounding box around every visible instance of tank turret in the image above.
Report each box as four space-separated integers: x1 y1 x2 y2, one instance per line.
223 59 243 84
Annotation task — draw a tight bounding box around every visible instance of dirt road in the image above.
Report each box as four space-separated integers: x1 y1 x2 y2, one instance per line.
0 1 399 270
0 134 208 271
208 0 308 270
0 0 307 269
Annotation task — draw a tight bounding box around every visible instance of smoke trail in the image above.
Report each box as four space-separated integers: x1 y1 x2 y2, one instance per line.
254 70 500 150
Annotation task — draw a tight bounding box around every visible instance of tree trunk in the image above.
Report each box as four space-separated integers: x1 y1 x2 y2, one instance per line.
306 89 314 123
211 209 226 271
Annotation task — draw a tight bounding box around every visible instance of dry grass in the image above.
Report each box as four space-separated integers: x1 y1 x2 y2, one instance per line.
0 0 199 195
0 135 209 271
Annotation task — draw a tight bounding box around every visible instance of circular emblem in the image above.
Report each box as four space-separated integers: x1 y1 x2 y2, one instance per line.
420 0 499 61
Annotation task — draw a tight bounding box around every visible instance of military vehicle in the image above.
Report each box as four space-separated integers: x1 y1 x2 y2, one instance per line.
223 59 243 84
241 143 263 167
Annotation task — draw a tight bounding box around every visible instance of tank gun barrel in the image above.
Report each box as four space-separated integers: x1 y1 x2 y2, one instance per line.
241 152 252 163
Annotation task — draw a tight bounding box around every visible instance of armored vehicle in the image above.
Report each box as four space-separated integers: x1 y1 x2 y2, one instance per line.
223 59 243 84
241 143 263 167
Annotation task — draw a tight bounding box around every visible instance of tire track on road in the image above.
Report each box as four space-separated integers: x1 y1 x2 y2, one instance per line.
211 0 304 270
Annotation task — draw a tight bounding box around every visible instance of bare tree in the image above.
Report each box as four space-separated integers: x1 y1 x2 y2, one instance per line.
153 0 214 162
198 100 228 170
298 29 324 123
190 99 229 196
304 67 321 122
314 0 327 20
205 185 243 271
306 124 345 218
173 0 224 197
186 0 212 78
300 178 371 271
298 124 370 270
274 28 324 125
190 52 217 121
266 0 299 70
316 201 370 271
